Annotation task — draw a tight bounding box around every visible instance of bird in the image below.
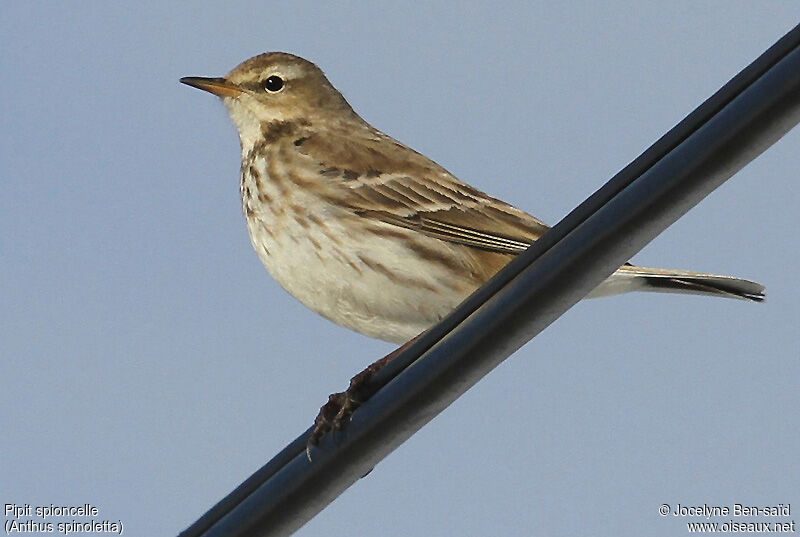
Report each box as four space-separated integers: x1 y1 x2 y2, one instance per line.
181 52 764 445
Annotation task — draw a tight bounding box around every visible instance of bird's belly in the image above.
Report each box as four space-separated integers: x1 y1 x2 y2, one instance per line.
245 207 478 344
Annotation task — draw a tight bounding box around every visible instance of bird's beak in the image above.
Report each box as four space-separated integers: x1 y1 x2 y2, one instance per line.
180 76 245 98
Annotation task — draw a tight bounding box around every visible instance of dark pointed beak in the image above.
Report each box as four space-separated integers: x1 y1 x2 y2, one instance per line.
180 76 245 98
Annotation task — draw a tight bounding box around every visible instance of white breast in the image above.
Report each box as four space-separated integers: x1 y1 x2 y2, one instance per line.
241 158 472 344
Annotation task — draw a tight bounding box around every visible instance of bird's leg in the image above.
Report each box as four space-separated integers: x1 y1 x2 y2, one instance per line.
307 335 421 457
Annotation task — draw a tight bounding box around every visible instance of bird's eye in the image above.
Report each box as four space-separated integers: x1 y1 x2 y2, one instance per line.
263 75 284 92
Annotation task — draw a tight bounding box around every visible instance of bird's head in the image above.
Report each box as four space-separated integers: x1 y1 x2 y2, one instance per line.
181 52 356 149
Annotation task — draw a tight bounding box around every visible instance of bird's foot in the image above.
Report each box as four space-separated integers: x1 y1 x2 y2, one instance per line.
306 368 375 460
304 335 424 460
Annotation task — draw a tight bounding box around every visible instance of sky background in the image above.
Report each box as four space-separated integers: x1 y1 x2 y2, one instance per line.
2 2 799 536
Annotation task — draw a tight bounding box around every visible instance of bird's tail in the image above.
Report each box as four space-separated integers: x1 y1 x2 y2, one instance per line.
591 265 765 302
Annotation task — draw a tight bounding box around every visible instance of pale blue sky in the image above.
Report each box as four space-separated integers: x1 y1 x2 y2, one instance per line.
2 3 798 536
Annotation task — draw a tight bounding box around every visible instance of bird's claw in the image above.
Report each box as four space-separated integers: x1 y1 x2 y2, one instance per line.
305 370 374 460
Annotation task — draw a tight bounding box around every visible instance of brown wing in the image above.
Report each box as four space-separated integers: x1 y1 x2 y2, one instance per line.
283 126 549 255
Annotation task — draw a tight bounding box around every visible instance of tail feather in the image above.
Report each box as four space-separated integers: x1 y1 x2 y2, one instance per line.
618 265 765 302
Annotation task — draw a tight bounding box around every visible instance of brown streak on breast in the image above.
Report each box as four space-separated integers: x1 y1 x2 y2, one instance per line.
292 213 310 229
306 213 324 227
249 165 261 182
307 235 321 250
332 247 362 275
356 254 438 293
246 141 268 165
259 220 276 239
309 213 343 246
288 201 306 215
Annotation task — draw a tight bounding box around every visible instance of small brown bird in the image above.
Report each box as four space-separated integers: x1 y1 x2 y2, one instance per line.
181 52 764 444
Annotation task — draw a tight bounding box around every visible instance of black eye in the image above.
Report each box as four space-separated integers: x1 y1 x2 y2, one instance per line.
264 75 284 92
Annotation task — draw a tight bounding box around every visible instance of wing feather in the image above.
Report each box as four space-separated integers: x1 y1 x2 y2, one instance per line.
282 127 549 255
